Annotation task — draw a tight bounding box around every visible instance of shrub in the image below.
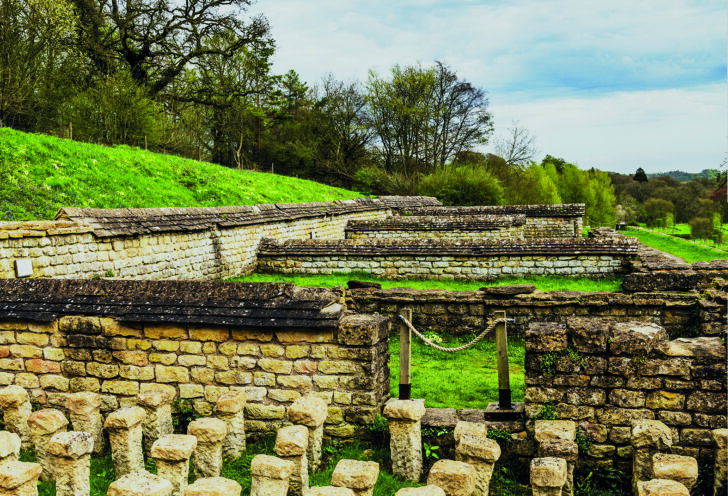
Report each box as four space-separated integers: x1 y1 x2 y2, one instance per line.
418 163 504 206
690 217 714 240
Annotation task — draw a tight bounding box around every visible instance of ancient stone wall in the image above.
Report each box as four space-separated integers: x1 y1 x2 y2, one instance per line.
345 215 528 240
0 197 439 280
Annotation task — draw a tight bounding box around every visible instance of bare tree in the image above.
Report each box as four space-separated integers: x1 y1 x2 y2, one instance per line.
494 123 537 166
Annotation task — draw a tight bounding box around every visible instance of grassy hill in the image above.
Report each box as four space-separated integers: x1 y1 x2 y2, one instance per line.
0 129 364 221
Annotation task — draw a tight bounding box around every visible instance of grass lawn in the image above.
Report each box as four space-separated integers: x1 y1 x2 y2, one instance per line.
389 333 526 409
232 271 624 292
622 227 728 263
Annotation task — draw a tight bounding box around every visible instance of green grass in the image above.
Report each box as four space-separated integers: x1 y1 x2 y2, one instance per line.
389 333 525 409
623 227 728 263
232 271 624 292
0 128 363 221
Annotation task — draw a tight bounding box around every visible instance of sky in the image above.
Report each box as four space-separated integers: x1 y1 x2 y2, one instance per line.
250 0 726 175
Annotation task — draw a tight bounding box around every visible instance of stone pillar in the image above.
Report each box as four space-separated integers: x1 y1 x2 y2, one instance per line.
0 461 42 496
27 409 69 481
250 454 294 496
104 406 147 478
188 417 227 479
151 434 198 496
288 395 328 473
275 425 309 496
631 420 672 491
304 488 355 496
712 428 727 496
636 479 689 496
137 390 174 457
426 459 476 496
0 386 32 449
534 420 577 496
453 421 486 444
456 434 501 496
0 431 21 465
651 453 698 491
383 398 425 483
66 391 104 455
184 477 242 496
215 390 246 461
394 488 446 496
530 457 567 496
331 460 379 496
48 431 94 496
107 471 173 496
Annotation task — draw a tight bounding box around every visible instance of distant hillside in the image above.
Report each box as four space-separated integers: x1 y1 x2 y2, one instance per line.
0 129 364 221
647 169 718 182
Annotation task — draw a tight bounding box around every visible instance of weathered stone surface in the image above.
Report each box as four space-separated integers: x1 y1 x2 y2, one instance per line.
659 337 726 359
251 454 295 479
394 487 446 496
652 453 698 490
535 420 576 443
216 391 246 461
216 390 246 413
387 409 423 483
609 322 667 355
713 428 727 496
636 479 689 496
538 439 578 462
48 431 94 459
151 434 197 461
453 421 486 443
66 392 104 455
275 425 309 457
645 392 685 410
0 461 41 494
631 420 672 451
526 323 567 352
304 488 355 496
383 398 426 421
27 409 69 481
427 459 476 496
107 471 173 496
188 418 227 479
0 431 21 463
105 406 146 430
456 435 500 463
0 385 32 448
48 432 94 496
184 477 242 496
105 407 146 478
566 317 611 353
332 459 379 496
188 417 227 444
530 457 567 488
685 391 727 413
137 391 174 456
337 314 389 346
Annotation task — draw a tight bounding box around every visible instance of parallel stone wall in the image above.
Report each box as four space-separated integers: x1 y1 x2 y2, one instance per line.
0 315 391 439
345 215 528 240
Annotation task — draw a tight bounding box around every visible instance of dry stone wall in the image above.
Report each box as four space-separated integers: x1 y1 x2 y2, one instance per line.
344 215 528 240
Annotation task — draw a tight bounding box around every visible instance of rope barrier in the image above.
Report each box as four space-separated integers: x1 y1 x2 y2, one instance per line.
398 314 508 353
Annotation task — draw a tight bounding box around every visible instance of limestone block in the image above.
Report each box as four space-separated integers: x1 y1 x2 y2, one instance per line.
137 390 174 456
453 421 486 443
652 453 698 490
636 479 689 496
152 435 197 496
384 399 425 483
188 417 227 479
66 392 104 455
0 431 21 464
48 431 94 496
250 454 295 496
289 396 328 473
0 461 42 496
526 323 567 352
537 440 578 462
530 457 567 496
275 425 309 496
331 459 379 496
631 420 673 490
184 477 241 496
455 434 500 496
609 322 667 355
426 459 476 496
535 421 577 443
394 487 446 496
27 409 69 481
104 406 147 478
712 428 727 496
0 385 32 449
304 488 355 496
215 390 246 461
107 471 174 496
383 399 426 421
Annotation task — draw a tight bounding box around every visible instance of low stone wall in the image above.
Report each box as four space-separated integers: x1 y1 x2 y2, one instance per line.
0 280 391 439
345 215 527 240
0 196 439 280
409 204 585 238
258 238 638 281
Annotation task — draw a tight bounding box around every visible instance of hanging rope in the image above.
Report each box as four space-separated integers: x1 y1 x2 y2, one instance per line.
398 314 508 353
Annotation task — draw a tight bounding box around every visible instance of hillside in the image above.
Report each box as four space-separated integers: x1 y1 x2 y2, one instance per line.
0 129 364 221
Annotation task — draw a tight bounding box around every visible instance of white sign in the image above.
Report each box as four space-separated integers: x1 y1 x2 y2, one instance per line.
15 259 33 278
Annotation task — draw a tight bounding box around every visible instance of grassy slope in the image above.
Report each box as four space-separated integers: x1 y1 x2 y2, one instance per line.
0 128 363 221
623 227 727 263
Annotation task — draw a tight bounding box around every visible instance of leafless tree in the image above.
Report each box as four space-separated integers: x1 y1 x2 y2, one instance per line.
494 123 537 166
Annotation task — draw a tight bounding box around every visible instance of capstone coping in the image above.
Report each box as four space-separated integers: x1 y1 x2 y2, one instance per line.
455 435 501 462
184 477 242 496
65 391 102 414
216 391 247 414
331 459 380 490
0 461 42 489
394 487 446 496
104 407 146 430
337 314 389 347
275 425 309 457
137 390 174 409
107 470 174 496
652 453 698 488
188 417 227 444
48 431 94 458
0 432 21 458
250 454 295 480
27 409 69 435
288 396 328 427
426 459 476 496
530 457 567 488
610 322 667 356
636 479 689 496
383 398 426 422
151 434 198 461
537 439 578 462
712 428 728 449
534 420 577 443
631 420 672 450
453 421 486 443
0 385 28 407
304 487 356 496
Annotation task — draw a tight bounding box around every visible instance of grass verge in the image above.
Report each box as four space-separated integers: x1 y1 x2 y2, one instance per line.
232 271 623 292
623 227 728 263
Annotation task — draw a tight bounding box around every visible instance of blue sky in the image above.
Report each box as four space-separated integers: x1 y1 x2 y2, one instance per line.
252 0 726 174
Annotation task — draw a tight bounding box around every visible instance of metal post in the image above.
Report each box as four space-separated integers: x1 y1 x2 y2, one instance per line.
495 310 512 409
399 308 412 400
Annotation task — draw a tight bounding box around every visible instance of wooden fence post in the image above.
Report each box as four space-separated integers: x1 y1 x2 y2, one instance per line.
399 308 412 400
495 310 512 409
